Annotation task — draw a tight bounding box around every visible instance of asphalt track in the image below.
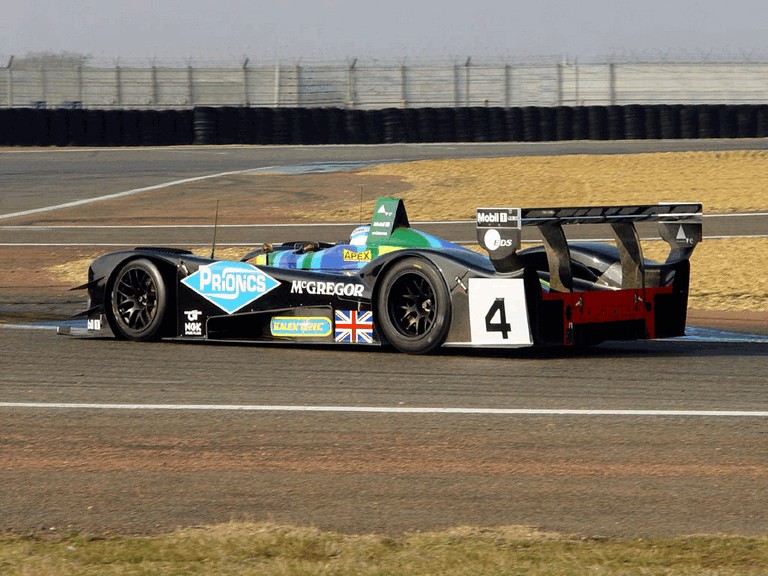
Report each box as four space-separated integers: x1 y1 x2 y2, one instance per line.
1 142 767 538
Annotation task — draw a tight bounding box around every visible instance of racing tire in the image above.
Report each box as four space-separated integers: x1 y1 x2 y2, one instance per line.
376 258 451 354
109 258 168 341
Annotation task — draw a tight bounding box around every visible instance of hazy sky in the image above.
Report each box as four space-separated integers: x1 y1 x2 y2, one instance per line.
3 0 768 62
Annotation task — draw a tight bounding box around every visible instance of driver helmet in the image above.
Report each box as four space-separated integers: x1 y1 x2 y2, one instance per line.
349 225 370 246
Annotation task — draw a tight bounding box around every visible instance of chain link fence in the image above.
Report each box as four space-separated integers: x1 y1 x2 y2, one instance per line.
3 56 768 109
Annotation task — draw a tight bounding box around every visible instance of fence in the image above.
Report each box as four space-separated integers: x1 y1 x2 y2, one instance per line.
3 57 768 109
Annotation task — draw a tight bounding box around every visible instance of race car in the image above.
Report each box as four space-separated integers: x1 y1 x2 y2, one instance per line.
66 197 702 354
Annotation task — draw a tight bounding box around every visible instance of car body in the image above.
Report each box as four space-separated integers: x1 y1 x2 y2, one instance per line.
68 197 702 354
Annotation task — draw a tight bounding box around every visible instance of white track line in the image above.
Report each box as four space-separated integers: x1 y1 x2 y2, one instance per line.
0 402 767 417
0 167 272 221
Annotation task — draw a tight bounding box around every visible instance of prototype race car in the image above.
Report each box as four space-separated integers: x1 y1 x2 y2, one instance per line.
66 197 702 354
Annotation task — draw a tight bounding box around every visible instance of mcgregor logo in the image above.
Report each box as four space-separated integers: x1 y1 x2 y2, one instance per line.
290 280 364 297
181 261 279 314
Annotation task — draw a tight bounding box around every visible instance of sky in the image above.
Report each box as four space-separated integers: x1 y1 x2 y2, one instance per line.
3 0 768 63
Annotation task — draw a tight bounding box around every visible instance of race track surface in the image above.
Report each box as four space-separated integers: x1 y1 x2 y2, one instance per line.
1 142 767 537
1 328 767 537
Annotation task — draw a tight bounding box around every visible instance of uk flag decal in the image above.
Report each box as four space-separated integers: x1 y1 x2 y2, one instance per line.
334 310 374 344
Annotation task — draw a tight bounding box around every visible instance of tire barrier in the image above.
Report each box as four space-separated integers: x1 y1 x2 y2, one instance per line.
644 105 662 140
679 105 698 139
623 105 645 140
606 106 625 141
365 109 385 144
736 105 757 139
469 107 490 142
402 108 420 143
587 106 608 140
345 109 366 144
454 107 471 142
2 104 768 146
192 107 217 145
383 108 405 144
696 105 717 139
555 106 573 141
659 105 681 140
522 106 541 142
538 106 556 143
571 107 589 140
487 107 507 142
756 106 768 138
435 108 456 142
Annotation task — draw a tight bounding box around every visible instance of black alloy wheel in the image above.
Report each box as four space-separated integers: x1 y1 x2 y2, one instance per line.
376 258 451 354
109 258 168 341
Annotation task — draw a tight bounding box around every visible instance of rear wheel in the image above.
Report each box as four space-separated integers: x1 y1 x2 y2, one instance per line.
109 258 168 341
376 258 451 354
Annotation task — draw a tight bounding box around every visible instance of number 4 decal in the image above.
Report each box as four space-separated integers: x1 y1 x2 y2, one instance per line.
468 278 533 346
485 298 512 339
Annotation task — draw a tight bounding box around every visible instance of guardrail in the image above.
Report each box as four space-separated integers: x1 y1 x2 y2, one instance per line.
1 104 768 146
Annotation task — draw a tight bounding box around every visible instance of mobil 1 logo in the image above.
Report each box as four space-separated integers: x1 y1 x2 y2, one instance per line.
467 278 533 346
476 208 521 228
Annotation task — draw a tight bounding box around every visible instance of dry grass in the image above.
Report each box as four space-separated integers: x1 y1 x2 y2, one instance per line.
308 151 768 221
645 239 768 312
2 522 768 576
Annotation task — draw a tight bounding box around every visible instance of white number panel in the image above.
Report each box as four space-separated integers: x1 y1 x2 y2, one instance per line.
468 278 533 346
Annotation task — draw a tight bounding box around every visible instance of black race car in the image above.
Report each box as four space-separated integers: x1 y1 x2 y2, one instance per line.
64 197 702 354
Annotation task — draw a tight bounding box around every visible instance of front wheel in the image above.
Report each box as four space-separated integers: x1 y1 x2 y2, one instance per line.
109 258 168 341
376 258 451 354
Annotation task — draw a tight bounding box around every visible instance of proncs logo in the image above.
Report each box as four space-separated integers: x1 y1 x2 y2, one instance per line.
181 261 279 314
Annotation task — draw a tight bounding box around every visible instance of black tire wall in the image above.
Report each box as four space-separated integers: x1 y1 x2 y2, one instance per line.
1 104 767 146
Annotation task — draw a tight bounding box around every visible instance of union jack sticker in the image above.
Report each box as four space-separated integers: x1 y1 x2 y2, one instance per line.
334 310 374 344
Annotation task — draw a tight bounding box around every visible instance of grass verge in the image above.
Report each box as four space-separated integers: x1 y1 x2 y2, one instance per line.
2 523 768 576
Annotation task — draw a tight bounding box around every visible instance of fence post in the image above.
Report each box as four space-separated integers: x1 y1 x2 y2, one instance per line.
151 63 158 106
115 64 122 107
242 58 249 106
347 58 356 109
400 61 407 107
453 63 460 107
295 62 302 107
187 63 194 106
504 64 511 107
274 63 281 107
77 61 83 105
6 56 13 108
41 64 48 106
465 57 471 106
575 58 580 105
609 62 616 105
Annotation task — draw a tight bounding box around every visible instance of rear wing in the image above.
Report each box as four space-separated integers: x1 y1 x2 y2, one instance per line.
476 203 702 291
